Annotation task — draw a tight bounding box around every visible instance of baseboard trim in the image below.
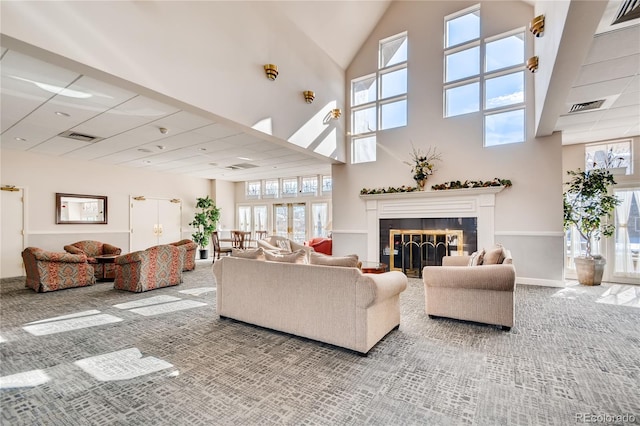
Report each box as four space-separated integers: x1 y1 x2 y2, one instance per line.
516 277 565 287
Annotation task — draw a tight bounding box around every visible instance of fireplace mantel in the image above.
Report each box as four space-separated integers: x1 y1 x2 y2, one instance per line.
361 186 506 263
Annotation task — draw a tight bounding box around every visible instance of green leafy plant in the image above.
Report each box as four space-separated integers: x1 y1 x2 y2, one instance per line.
563 168 620 257
404 145 442 184
431 178 512 190
189 196 221 249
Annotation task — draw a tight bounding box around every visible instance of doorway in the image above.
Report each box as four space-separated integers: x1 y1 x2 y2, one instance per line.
1 186 24 278
274 203 306 243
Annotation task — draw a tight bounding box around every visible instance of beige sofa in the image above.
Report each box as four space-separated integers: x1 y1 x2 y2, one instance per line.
212 256 408 354
422 246 515 330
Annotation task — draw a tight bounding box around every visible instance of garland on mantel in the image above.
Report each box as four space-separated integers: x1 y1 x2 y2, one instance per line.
360 178 512 195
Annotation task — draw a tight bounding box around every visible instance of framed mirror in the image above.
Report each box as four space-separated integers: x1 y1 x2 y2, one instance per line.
56 193 107 224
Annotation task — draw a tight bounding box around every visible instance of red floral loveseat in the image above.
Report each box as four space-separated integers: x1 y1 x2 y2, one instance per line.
114 245 184 292
64 240 122 280
22 247 96 292
306 237 332 255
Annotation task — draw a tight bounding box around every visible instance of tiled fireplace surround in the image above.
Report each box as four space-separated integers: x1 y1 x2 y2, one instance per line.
361 186 505 265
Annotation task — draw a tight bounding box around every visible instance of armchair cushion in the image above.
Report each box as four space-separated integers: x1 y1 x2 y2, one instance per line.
309 252 359 268
64 240 122 279
22 247 95 292
114 245 183 292
170 239 198 271
265 249 306 264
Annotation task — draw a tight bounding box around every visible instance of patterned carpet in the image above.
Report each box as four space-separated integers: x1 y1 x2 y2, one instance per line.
1 260 639 425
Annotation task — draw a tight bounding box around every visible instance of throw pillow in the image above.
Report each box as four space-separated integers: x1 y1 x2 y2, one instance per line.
275 239 292 253
231 247 266 261
482 244 505 265
265 249 306 264
309 252 359 268
468 249 485 266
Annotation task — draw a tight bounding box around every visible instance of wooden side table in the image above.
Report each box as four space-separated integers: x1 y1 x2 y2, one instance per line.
360 262 388 274
94 254 118 281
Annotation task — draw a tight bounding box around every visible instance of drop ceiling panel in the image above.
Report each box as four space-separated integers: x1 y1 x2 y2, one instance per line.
601 104 640 119
585 25 640 64
29 136 93 155
591 116 638 130
612 90 640 108
573 54 640 86
192 123 241 140
566 77 634 103
153 111 214 131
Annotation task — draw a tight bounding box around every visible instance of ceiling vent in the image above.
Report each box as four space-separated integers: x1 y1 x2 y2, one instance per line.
225 163 258 170
58 130 104 143
612 0 640 25
568 99 606 113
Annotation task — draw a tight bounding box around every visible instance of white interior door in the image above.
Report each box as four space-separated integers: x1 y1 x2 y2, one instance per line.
131 197 160 252
1 187 24 278
157 199 181 245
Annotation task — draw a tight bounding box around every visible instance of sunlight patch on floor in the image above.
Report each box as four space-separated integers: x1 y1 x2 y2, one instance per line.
597 285 640 308
23 313 122 336
0 369 50 389
75 348 174 382
178 287 215 296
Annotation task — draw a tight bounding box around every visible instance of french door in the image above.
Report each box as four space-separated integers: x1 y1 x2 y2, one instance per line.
131 197 182 252
274 203 306 243
1 186 24 278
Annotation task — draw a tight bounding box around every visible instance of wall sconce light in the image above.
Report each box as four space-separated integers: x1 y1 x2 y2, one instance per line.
159 127 169 135
264 64 278 80
526 56 539 73
529 15 545 37
330 108 342 119
303 91 315 103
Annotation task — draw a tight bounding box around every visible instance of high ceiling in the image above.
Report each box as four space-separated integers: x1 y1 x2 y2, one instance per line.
1 0 638 182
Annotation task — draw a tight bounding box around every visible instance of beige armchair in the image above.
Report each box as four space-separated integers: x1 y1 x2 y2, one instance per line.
422 246 515 330
256 235 314 258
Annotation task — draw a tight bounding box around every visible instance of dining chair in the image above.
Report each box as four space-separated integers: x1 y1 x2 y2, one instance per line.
212 231 232 261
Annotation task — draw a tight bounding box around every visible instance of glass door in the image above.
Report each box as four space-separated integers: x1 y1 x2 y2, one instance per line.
274 203 306 243
610 187 640 283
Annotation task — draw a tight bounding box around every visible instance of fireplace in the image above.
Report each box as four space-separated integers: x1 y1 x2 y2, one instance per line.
360 186 505 270
380 217 477 277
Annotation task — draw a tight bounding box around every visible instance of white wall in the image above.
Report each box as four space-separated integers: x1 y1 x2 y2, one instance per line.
1 149 212 267
335 1 565 286
0 1 346 162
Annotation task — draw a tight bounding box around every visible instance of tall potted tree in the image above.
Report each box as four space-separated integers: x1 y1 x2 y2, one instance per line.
563 168 620 285
189 196 221 259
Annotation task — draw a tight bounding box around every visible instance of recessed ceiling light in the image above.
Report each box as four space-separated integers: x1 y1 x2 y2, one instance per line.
238 156 253 161
55 111 70 117
15 137 27 142
157 145 165 150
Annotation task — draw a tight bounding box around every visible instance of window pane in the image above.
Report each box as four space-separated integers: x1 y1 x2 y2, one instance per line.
264 179 278 197
484 109 525 146
445 46 479 82
238 206 251 232
381 68 407 99
486 33 525 72
352 76 376 106
253 205 267 233
381 99 407 130
246 181 260 198
380 33 408 68
352 136 376 164
446 10 480 48
585 141 632 174
301 176 318 195
322 176 332 192
353 106 377 134
281 178 297 196
613 189 640 277
445 82 479 117
485 72 524 109
311 203 329 238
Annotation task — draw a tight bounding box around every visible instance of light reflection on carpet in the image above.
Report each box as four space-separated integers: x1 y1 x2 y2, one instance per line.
178 287 215 296
0 369 50 389
75 348 174 381
26 309 102 324
22 313 123 336
597 284 640 308
113 295 181 310
129 300 207 316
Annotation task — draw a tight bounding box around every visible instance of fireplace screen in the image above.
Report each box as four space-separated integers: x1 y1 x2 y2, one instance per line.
380 218 477 278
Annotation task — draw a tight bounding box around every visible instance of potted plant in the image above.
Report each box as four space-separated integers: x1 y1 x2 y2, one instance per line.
563 168 620 285
189 196 221 259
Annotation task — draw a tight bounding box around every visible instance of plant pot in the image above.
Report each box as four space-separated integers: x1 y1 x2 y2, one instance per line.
199 249 209 260
574 256 606 286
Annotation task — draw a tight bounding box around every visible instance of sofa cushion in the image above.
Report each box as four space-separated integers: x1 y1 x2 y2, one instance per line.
483 244 505 265
275 239 292 252
309 252 359 268
265 249 306 264
231 247 266 260
468 249 485 266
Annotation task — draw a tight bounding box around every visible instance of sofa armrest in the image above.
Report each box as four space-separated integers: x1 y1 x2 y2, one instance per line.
423 264 515 292
63 245 84 255
357 271 408 308
442 255 471 266
115 250 148 266
102 243 122 255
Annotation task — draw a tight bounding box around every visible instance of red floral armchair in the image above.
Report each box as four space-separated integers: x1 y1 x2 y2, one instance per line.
170 239 198 271
64 240 122 279
22 247 96 292
114 245 184 292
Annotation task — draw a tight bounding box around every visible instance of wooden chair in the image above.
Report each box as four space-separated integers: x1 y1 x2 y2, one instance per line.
231 231 252 249
212 231 232 261
255 230 268 241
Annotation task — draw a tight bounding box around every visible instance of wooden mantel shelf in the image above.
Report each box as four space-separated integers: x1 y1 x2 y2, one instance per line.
359 185 506 201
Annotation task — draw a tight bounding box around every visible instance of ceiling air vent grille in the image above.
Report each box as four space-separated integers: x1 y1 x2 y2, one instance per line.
58 130 104 143
225 163 258 170
612 0 640 25
568 100 605 113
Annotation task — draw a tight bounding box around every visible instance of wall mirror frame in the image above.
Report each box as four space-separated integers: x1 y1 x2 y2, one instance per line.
56 193 108 224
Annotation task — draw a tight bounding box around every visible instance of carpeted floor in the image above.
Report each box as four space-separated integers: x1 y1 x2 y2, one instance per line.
1 261 639 425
